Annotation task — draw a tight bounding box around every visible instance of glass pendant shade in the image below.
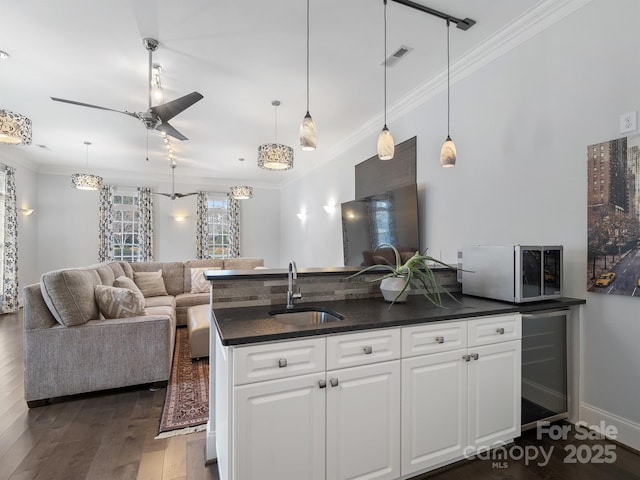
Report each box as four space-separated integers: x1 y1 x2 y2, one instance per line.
230 185 253 200
258 143 294 170
377 125 395 160
71 173 103 191
299 112 317 151
0 109 32 145
440 136 457 168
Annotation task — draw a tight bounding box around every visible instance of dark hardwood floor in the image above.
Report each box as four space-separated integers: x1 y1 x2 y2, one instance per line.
1 309 639 479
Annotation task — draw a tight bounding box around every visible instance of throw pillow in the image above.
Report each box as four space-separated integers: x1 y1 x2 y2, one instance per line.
191 267 211 294
133 270 169 297
113 275 146 305
94 285 146 319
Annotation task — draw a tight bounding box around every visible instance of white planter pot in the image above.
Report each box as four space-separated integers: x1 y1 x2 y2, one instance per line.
380 276 409 303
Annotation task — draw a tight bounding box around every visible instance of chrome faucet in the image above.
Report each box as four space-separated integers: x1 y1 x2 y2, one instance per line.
286 261 302 309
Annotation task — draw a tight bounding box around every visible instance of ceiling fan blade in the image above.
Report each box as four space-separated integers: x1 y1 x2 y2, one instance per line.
151 92 203 123
154 192 172 197
173 192 198 198
156 121 188 141
51 97 138 118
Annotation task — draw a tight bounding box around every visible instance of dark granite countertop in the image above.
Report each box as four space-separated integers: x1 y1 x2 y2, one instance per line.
213 295 585 346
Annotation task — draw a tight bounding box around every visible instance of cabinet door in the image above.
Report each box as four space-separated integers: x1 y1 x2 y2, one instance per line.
233 372 326 480
326 361 400 480
467 340 521 451
401 349 468 476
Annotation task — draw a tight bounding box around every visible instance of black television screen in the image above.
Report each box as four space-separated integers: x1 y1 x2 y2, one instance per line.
341 183 420 266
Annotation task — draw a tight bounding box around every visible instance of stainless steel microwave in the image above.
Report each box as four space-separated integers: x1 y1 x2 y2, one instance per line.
458 245 563 303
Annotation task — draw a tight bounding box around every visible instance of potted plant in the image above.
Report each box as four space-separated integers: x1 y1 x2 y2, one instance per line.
348 243 459 307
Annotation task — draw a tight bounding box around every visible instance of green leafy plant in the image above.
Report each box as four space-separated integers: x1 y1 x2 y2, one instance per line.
348 243 460 307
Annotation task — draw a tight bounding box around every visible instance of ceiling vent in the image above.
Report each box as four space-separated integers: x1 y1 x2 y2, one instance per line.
381 45 413 67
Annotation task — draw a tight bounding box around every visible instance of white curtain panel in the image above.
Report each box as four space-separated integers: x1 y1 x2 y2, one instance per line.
98 184 114 262
196 191 208 259
227 193 240 258
137 187 154 262
2 167 18 313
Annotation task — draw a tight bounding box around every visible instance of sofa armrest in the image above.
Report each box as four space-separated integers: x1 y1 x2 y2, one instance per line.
24 315 175 403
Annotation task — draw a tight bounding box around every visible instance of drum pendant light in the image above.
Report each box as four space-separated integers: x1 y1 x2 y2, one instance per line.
440 20 457 168
299 0 317 151
377 0 395 160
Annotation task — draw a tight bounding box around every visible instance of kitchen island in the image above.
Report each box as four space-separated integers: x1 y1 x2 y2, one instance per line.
205 265 584 479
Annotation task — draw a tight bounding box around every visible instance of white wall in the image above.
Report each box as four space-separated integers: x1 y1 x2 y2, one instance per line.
279 0 640 449
34 173 282 273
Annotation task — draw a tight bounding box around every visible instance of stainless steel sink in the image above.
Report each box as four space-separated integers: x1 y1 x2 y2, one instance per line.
269 307 344 326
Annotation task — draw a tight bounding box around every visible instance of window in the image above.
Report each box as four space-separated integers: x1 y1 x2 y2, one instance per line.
113 192 140 262
206 193 231 258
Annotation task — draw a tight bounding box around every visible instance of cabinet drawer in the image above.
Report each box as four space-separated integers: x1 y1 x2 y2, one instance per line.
234 337 325 385
327 328 400 370
467 314 522 347
402 320 467 357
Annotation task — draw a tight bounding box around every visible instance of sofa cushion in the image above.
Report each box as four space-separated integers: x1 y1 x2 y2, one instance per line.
94 285 146 319
113 275 145 306
134 270 169 297
223 257 264 270
144 295 175 308
40 269 102 326
130 261 184 296
190 267 211 294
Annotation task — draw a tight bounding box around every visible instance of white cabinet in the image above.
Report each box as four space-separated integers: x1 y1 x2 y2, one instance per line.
326 360 400 480
216 314 521 480
217 328 400 480
401 314 521 477
402 348 468 473
233 372 326 480
467 339 521 450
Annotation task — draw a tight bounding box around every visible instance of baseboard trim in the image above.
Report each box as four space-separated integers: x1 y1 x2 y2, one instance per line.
580 402 640 451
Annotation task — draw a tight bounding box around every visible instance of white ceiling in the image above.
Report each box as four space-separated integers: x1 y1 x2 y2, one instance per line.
1 0 549 188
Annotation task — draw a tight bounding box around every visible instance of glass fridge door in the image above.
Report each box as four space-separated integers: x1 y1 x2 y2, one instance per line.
520 247 542 299
543 247 563 296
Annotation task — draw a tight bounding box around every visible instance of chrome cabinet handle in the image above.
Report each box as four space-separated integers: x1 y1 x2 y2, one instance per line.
435 336 445 344
330 378 339 387
278 358 287 368
319 379 327 389
363 346 373 354
496 327 505 335
462 354 471 362
471 353 479 361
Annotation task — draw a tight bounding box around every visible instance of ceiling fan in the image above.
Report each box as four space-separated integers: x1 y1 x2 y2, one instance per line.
51 38 203 141
156 162 198 200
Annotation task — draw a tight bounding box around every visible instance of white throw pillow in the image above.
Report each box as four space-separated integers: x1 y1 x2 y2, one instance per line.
191 267 211 294
95 285 146 319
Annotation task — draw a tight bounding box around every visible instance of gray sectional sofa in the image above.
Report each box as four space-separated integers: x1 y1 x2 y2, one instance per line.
22 257 264 407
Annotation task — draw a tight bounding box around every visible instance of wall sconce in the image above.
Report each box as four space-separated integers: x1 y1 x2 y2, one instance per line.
323 204 336 214
296 211 307 221
20 208 34 216
174 215 186 222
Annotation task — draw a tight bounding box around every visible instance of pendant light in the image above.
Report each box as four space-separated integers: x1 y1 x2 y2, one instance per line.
71 141 103 191
230 158 253 200
258 100 294 170
377 0 395 161
299 0 317 151
440 19 457 168
0 109 32 145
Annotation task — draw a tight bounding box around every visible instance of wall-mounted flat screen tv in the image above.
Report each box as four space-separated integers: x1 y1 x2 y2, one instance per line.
341 183 420 266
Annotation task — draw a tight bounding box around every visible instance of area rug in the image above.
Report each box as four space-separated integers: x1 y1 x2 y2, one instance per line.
156 327 209 439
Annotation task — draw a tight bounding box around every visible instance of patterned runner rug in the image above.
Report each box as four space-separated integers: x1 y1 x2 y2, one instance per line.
156 327 209 438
